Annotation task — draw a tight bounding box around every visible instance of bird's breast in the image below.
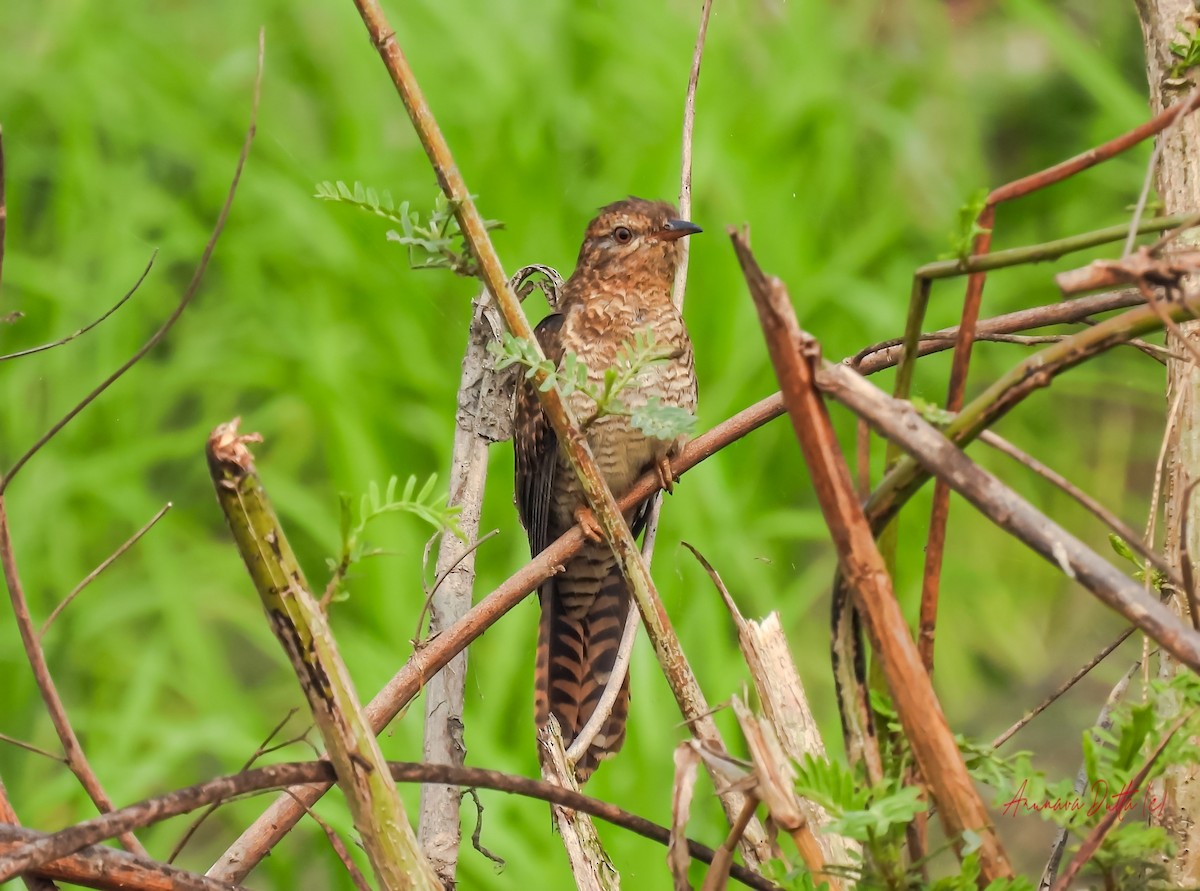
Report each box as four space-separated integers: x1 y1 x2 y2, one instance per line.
550 297 697 523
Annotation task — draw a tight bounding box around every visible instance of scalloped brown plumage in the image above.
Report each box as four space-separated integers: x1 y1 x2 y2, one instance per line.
513 197 701 781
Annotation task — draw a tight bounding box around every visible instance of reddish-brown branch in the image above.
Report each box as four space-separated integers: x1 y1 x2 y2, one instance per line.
0 825 244 891
213 286 1169 875
730 227 1013 881
918 88 1200 674
0 496 144 856
209 388 785 880
3 762 778 891
0 778 59 891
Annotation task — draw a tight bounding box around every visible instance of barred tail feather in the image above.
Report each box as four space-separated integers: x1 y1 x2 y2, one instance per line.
534 567 632 783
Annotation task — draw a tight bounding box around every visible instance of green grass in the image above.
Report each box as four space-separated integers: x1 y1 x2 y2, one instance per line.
0 0 1164 886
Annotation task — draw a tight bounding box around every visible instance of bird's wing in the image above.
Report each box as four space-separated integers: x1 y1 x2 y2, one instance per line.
514 313 566 556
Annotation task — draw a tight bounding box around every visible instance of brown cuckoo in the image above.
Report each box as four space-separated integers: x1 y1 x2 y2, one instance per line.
514 197 701 779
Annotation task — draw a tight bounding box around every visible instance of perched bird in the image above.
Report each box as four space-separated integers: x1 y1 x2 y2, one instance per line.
513 197 701 780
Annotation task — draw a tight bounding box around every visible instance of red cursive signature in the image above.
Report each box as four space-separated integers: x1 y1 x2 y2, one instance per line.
999 779 1166 819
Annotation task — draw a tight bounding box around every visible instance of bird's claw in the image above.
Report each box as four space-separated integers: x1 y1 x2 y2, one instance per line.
655 456 676 494
575 507 603 542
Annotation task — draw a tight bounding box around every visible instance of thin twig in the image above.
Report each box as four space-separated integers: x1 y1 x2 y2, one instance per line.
0 733 66 763
283 791 372 891
167 708 302 863
1123 86 1200 257
0 495 143 855
39 502 172 638
0 33 262 495
3 761 779 891
348 0 765 859
1038 661 1139 891
0 255 156 362
979 431 1176 585
990 628 1136 749
464 788 505 869
850 289 1145 373
670 0 713 311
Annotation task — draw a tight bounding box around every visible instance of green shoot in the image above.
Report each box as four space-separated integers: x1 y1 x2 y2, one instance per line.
489 328 698 442
314 181 502 277
323 474 465 606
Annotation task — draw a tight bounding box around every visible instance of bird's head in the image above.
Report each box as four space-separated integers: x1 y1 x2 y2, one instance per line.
573 197 702 284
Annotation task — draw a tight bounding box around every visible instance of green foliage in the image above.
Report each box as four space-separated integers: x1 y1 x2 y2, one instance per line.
909 396 957 428
944 187 992 262
1109 534 1167 591
1169 24 1200 78
0 0 1160 887
326 474 464 603
489 328 698 441
314 181 502 276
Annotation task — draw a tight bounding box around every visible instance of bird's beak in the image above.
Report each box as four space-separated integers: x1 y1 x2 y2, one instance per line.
653 219 703 241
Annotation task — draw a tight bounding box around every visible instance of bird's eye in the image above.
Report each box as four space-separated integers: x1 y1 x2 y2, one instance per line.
613 226 633 244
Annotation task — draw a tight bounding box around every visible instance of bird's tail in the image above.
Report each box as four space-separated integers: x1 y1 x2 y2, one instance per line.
535 561 631 782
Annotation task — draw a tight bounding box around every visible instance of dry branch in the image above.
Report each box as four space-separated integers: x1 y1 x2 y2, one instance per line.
348 0 766 862
817 362 1200 669
0 825 244 891
731 227 1014 881
417 282 519 882
208 390 785 880
916 88 1200 672
212 285 1180 876
2 761 778 891
538 723 620 891
205 420 439 891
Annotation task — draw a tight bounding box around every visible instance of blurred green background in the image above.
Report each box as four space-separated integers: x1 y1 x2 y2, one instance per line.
0 0 1165 886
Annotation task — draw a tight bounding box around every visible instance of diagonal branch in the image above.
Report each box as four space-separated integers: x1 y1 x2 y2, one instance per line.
5 762 780 891
0 824 247 891
348 0 766 863
731 227 1014 882
918 84 1200 673
205 420 439 891
816 361 1200 669
211 286 1180 878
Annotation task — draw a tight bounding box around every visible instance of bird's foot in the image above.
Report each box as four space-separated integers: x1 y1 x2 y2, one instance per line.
655 455 676 494
575 506 603 542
